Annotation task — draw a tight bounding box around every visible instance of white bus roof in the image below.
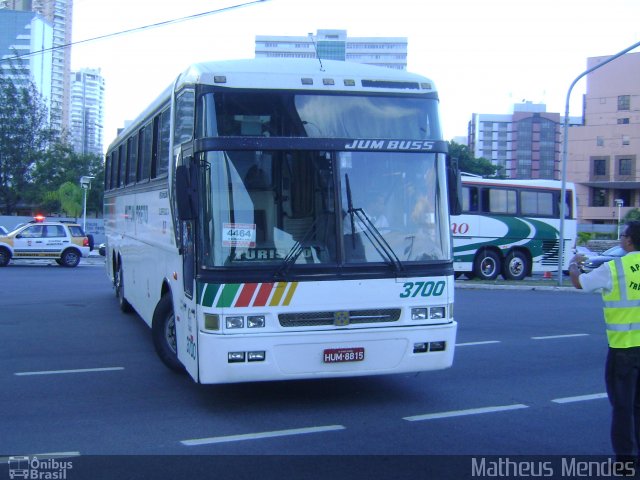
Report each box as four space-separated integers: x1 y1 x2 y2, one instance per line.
176 58 437 93
461 176 575 190
110 58 439 148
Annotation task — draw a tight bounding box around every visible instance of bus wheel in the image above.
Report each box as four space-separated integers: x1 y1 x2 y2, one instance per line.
152 294 184 373
474 250 500 280
115 263 133 313
503 251 528 281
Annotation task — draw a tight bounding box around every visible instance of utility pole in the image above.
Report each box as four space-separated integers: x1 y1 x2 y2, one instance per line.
558 39 640 285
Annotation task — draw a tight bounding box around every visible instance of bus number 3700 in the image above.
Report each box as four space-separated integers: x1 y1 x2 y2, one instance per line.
399 281 445 298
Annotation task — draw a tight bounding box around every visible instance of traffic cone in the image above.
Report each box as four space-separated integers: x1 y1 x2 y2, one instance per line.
543 271 552 279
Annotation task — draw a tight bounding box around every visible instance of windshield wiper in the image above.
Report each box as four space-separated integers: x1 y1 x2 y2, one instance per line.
274 217 320 279
344 174 403 273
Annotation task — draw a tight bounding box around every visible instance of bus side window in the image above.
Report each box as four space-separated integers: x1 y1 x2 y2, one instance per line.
110 150 118 189
118 143 127 188
462 186 478 212
138 125 152 182
156 109 170 178
127 135 138 185
565 191 573 218
484 188 516 214
174 90 195 145
104 155 111 190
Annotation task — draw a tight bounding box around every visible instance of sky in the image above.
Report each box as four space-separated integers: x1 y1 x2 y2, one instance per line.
70 0 640 148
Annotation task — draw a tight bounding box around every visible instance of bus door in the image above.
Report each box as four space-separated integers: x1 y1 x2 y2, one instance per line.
174 145 199 379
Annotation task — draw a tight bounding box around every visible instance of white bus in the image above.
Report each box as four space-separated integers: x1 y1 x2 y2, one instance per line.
103 58 460 384
452 175 577 281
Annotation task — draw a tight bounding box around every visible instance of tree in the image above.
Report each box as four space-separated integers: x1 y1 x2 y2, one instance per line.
447 141 502 178
623 209 640 223
31 142 104 216
46 181 83 217
0 71 56 214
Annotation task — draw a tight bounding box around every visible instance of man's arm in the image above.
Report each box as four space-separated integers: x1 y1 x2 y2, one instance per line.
569 262 582 289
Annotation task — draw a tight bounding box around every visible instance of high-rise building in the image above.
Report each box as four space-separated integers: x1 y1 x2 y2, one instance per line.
255 29 408 70
69 67 105 156
567 52 640 230
0 9 52 108
468 103 580 179
0 0 73 133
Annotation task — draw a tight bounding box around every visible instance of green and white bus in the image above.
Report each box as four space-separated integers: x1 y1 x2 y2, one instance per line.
452 175 577 281
103 58 460 384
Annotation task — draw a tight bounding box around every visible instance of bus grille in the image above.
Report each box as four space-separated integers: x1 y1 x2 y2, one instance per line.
541 240 559 265
279 309 401 327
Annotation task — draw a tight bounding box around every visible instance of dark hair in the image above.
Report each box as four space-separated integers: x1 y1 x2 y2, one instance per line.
624 221 640 250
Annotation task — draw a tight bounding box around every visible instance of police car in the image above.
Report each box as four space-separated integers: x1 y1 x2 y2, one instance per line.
0 216 93 268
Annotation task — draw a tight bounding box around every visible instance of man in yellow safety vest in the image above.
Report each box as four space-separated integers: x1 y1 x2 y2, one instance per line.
570 221 640 466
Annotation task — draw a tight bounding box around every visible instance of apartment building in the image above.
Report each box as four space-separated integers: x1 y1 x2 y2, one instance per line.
567 52 640 230
255 29 408 70
0 8 52 107
468 103 574 179
69 67 105 156
0 0 73 133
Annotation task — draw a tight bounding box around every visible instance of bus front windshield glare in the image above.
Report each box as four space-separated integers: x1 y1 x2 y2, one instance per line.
199 150 450 269
201 91 441 140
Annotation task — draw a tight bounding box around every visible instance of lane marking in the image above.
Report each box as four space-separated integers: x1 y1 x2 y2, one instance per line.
15 367 124 376
552 393 608 404
0 452 80 463
531 334 589 340
404 404 529 422
181 425 346 446
456 340 501 347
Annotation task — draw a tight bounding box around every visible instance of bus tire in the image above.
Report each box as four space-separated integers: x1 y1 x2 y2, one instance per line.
152 294 184 373
115 262 133 313
502 251 528 281
474 250 500 280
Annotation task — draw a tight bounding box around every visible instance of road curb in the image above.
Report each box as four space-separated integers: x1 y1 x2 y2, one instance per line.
455 281 593 293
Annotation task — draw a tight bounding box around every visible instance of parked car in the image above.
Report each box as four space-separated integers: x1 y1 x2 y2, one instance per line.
0 217 92 267
574 245 597 258
580 245 626 273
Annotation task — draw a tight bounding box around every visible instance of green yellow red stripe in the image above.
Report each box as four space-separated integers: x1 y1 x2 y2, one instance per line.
199 282 298 308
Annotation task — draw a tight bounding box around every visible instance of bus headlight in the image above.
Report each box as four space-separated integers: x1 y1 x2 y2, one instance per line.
204 314 220 331
411 308 428 320
226 316 244 329
247 315 266 328
411 307 447 321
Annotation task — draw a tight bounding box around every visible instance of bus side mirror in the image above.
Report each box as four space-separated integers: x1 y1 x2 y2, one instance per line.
175 165 195 220
447 157 463 216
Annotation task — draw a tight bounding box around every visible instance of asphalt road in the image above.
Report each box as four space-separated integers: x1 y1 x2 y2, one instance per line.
0 260 617 479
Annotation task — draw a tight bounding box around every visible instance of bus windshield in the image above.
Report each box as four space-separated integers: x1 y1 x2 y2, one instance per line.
199 149 449 269
201 90 441 139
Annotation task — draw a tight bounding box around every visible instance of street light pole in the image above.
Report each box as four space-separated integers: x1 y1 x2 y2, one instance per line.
80 176 95 232
558 39 640 285
615 199 624 239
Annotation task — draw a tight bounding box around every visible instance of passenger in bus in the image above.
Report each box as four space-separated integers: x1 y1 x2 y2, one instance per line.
368 193 390 233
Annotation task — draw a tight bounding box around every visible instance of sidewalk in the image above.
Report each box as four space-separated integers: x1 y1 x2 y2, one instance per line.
455 277 591 293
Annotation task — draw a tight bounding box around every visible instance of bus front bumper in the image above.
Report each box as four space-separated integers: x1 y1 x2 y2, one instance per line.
196 322 457 384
